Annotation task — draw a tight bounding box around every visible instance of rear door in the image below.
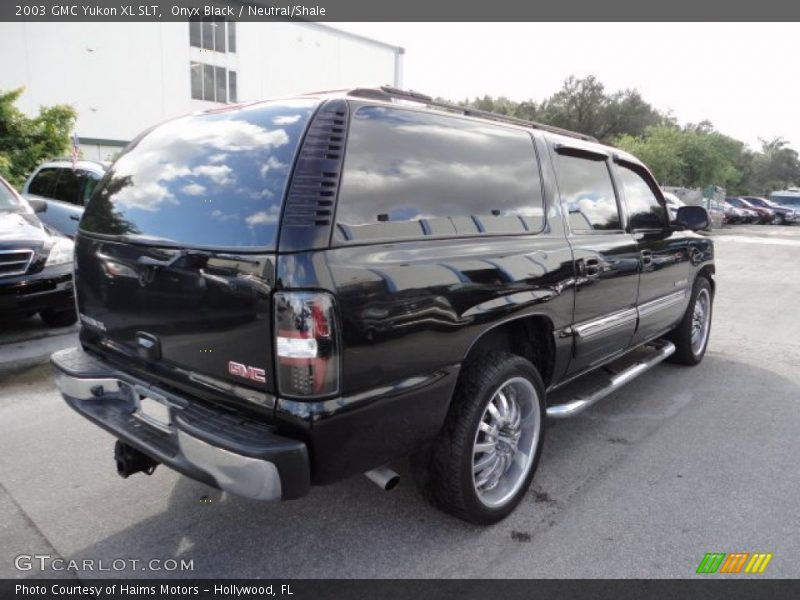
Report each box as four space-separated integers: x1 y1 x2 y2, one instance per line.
75 99 319 406
613 160 691 344
551 144 641 375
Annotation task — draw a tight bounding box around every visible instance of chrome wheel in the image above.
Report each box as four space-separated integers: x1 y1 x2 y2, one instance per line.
690 288 711 355
472 377 541 508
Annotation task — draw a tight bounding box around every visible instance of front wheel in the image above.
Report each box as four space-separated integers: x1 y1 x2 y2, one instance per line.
668 277 713 365
412 352 545 524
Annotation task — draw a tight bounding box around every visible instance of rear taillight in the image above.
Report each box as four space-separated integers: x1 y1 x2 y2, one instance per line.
274 291 340 398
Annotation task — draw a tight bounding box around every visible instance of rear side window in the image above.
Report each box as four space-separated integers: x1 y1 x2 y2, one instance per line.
617 163 666 230
335 106 544 242
554 153 622 232
81 99 317 249
28 168 59 197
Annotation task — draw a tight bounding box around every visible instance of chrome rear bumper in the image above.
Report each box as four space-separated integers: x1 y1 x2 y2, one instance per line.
51 347 309 501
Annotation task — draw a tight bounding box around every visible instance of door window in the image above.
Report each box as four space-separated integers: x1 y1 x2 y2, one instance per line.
51 168 85 206
617 164 667 230
28 168 59 198
553 153 622 232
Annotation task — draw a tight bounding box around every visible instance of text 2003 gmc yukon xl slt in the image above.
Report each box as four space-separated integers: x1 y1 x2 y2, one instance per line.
52 87 714 524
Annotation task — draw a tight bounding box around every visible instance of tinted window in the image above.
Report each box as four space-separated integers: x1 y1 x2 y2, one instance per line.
335 106 544 241
617 164 666 229
228 71 237 103
227 21 236 52
190 61 203 100
28 168 59 197
554 153 621 231
51 168 85 205
189 20 201 47
81 99 317 249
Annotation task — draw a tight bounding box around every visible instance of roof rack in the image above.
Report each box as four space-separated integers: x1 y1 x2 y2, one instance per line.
347 86 598 143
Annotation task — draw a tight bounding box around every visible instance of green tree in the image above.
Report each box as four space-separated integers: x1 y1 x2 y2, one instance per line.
747 137 800 193
616 124 747 190
616 126 686 185
0 87 77 188
537 76 663 142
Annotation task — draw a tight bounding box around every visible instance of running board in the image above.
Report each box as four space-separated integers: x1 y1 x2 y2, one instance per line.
546 340 676 419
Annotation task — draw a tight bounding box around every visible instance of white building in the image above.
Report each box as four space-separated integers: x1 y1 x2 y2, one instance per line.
0 20 403 160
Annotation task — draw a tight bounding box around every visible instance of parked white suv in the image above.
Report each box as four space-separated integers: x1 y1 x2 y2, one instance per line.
22 159 108 237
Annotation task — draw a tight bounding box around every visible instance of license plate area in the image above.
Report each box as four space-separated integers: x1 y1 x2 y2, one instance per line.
131 385 173 433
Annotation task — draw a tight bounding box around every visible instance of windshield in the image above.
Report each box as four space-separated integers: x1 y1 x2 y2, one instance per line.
80 99 318 249
0 178 22 210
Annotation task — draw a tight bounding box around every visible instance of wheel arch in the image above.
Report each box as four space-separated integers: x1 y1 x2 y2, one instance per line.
697 264 716 293
461 314 557 387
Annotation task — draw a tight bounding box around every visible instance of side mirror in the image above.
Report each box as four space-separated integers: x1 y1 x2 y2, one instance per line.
675 205 710 231
27 198 47 214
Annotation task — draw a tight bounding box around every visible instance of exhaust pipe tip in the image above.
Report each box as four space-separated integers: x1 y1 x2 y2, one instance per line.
365 465 400 491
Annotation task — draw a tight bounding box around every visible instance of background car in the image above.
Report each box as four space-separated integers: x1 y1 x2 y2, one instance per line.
0 175 76 327
726 197 771 223
742 196 797 225
21 158 108 237
770 189 800 216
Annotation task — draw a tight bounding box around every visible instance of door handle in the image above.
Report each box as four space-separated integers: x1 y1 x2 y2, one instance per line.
70 215 80 221
640 249 653 267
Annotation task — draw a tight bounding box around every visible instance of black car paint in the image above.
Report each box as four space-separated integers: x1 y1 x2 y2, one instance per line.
69 96 714 487
0 204 74 317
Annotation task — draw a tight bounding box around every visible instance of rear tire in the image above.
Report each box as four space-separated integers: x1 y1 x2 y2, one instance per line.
412 352 545 525
667 277 713 365
40 307 77 327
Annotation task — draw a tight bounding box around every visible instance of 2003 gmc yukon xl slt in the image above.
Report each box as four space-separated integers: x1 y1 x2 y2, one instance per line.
52 87 714 524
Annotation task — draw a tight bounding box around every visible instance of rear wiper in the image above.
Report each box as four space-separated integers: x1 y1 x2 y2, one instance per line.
115 233 263 264
119 233 183 248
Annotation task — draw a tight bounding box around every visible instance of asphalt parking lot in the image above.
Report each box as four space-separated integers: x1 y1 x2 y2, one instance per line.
1 224 799 579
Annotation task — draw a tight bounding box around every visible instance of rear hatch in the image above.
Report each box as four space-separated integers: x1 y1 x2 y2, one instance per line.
75 99 319 412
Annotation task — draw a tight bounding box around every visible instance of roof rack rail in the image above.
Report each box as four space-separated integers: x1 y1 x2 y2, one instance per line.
347 86 598 143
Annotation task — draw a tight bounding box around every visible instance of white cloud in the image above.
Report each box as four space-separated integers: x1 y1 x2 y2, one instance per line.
259 156 287 178
246 206 281 227
181 183 206 196
193 164 233 185
273 115 302 125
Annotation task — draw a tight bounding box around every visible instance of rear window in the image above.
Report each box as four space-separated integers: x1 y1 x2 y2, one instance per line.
335 106 544 242
81 99 317 249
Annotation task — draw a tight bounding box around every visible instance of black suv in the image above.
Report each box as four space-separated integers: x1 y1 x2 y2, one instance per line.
52 87 714 524
0 175 77 327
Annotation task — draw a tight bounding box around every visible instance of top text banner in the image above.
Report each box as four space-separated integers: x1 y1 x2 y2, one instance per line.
3 0 800 21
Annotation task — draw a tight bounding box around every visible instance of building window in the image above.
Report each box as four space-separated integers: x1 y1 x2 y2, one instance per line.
189 18 236 53
190 62 237 103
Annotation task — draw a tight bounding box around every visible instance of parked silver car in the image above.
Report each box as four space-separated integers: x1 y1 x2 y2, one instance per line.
21 159 108 237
